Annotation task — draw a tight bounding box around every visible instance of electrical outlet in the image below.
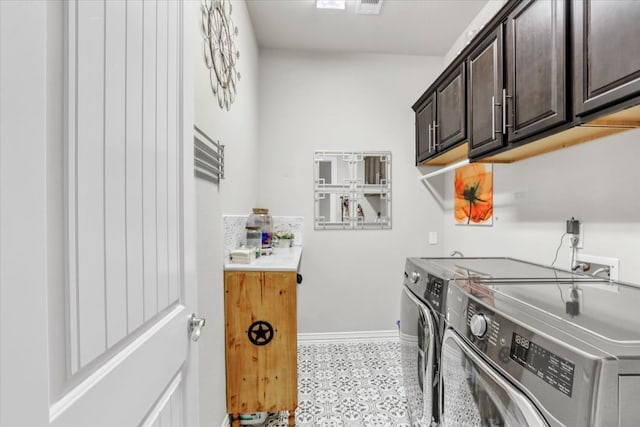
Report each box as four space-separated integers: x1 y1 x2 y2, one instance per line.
566 217 582 248
428 231 438 245
577 223 584 248
574 253 619 281
570 223 584 249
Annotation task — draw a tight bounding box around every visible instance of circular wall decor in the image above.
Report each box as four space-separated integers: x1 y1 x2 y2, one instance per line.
247 320 274 346
201 0 241 111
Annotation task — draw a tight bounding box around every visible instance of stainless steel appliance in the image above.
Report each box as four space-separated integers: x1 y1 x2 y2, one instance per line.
441 275 640 426
401 261 445 427
400 257 596 427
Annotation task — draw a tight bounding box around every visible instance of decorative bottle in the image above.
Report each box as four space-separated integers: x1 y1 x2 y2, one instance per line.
245 226 262 258
247 208 273 249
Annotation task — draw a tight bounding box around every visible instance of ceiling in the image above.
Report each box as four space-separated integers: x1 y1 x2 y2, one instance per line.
245 0 490 56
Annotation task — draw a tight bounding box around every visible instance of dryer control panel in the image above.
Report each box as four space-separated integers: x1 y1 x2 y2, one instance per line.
453 289 576 400
424 274 445 314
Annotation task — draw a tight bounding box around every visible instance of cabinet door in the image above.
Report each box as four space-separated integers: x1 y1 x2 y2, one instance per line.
224 271 297 413
506 0 566 142
415 93 436 163
574 0 640 115
468 26 505 158
437 62 467 150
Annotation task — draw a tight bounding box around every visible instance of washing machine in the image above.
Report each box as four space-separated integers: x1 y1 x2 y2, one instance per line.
400 257 597 427
441 275 640 426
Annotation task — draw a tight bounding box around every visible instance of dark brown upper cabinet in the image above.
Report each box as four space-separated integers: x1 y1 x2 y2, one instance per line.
574 0 640 116
468 26 504 158
413 0 640 166
505 0 567 142
436 63 467 151
413 62 467 164
470 0 567 158
414 64 467 165
415 93 436 163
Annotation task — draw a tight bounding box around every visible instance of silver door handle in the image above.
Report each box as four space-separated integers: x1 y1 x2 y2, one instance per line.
188 314 206 342
427 123 433 152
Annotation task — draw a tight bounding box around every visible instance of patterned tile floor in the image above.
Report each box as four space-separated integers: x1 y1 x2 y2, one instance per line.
261 340 411 427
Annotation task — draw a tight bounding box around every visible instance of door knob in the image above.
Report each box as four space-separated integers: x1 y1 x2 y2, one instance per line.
188 314 206 342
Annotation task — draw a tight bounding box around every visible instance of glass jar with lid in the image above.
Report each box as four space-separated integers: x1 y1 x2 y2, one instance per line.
247 208 273 249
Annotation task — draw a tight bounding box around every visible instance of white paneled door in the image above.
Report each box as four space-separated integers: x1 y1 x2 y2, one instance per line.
0 1 198 427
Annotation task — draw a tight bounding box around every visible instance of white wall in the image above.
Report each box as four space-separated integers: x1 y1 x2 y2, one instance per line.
441 129 640 284
443 0 505 68
193 1 259 426
258 50 444 333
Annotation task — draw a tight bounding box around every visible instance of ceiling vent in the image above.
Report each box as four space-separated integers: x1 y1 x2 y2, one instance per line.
316 0 346 10
356 0 383 15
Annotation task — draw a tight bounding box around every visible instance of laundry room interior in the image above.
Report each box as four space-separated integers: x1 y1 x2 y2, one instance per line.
3 0 640 426
197 0 640 425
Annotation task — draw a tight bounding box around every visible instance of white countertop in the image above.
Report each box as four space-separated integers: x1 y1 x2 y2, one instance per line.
224 246 303 272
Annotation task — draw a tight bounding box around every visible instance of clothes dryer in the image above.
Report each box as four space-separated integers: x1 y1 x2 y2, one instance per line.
441 276 640 426
400 257 596 427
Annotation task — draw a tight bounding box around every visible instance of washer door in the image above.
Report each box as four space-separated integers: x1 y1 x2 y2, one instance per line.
400 287 439 427
440 329 548 427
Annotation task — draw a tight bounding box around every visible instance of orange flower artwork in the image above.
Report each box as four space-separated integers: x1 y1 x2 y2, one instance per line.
454 163 493 225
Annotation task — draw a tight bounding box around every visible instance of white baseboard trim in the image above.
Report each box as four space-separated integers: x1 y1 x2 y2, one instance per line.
297 330 398 344
220 414 229 427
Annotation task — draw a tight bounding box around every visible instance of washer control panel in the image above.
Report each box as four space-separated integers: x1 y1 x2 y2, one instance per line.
463 298 575 398
402 260 448 316
510 332 575 397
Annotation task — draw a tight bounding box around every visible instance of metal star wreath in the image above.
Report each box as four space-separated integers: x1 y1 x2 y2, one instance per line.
201 0 241 110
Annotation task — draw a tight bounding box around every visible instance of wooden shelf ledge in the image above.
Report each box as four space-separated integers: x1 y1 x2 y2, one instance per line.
419 103 640 167
481 125 626 163
418 143 467 166
584 104 640 128
484 103 640 163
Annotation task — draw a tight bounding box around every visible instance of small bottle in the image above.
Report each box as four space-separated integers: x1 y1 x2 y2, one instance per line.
245 226 261 258
247 208 273 249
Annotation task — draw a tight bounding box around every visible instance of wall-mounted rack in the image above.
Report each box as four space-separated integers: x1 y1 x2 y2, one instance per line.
194 125 225 183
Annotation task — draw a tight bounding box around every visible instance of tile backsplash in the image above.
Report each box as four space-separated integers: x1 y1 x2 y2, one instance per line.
223 215 304 258
222 215 248 258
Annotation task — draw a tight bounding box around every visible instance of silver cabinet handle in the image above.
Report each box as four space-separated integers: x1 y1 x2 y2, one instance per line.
188 313 206 342
432 120 439 150
492 94 503 140
502 88 512 134
502 88 507 133
427 123 433 152
491 95 496 140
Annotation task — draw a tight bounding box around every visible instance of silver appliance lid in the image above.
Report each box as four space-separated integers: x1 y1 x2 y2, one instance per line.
471 279 640 346
409 257 599 283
